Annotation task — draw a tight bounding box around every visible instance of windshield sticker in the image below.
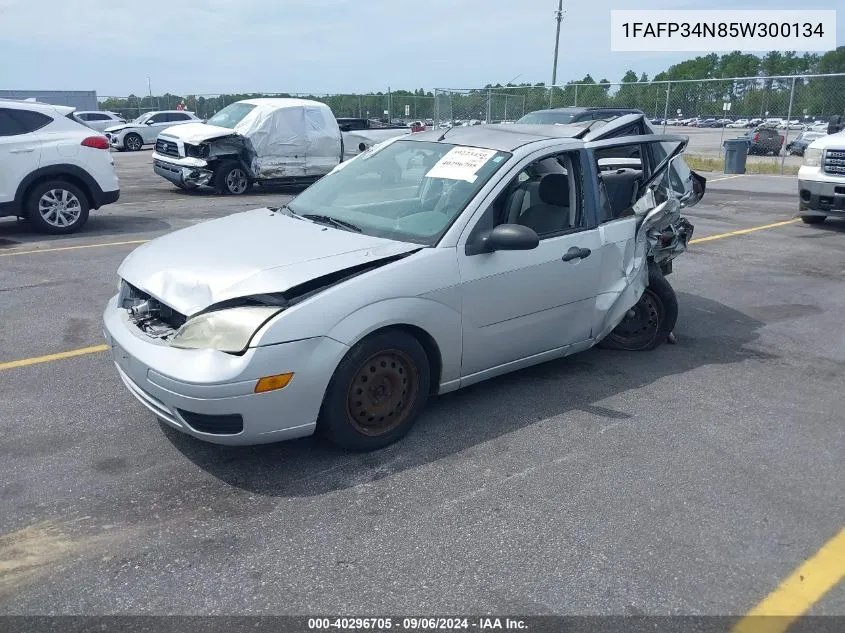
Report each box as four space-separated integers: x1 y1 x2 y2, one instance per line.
425 147 498 182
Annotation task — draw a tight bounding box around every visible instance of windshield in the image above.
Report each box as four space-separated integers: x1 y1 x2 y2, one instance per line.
206 102 257 129
287 140 511 245
132 114 150 124
516 111 577 125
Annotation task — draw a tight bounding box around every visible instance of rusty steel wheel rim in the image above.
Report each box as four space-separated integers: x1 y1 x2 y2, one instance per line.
346 349 420 437
610 289 664 345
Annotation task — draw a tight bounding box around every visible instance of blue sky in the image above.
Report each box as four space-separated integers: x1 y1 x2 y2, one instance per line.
0 0 841 97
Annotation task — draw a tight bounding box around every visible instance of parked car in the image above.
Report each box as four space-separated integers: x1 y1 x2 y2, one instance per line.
105 110 202 152
151 98 411 194
515 106 645 125
786 131 826 156
0 98 120 234
72 110 126 133
103 118 704 450
797 131 845 225
727 119 749 128
740 127 785 155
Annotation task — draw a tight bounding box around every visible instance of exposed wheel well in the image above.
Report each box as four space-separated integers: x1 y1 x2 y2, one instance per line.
360 324 443 395
23 174 93 212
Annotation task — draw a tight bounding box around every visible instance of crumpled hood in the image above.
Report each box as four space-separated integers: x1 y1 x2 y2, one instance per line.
104 123 132 133
158 122 239 145
117 208 420 316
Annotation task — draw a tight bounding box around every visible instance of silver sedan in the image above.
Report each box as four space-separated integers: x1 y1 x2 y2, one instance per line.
103 118 703 451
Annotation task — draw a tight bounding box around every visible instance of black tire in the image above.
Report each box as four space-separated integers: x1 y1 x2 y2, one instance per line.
124 133 143 152
801 215 826 224
26 180 90 235
213 160 252 195
318 330 431 451
598 265 678 352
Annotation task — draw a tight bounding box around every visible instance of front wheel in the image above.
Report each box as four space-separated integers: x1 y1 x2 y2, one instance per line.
598 266 678 352
214 161 252 195
318 330 431 451
124 133 143 152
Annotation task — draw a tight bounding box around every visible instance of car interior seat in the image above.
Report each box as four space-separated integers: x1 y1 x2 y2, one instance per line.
513 173 571 235
599 167 643 219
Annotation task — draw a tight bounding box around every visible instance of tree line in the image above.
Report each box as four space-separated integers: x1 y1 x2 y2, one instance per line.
99 47 845 122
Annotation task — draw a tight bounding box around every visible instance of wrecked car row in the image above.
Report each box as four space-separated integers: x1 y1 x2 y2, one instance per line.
104 114 706 451
151 98 414 194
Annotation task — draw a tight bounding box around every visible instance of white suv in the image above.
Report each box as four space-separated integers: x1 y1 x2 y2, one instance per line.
72 110 126 133
0 99 120 234
105 110 201 151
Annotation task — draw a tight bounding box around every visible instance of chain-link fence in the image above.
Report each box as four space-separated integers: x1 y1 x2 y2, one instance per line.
435 73 845 125
434 89 527 125
96 92 438 124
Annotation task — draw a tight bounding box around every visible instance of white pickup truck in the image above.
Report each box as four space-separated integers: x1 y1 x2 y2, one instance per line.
151 98 412 194
797 131 845 224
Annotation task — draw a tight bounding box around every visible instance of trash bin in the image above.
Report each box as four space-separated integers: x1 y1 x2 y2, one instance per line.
723 138 749 174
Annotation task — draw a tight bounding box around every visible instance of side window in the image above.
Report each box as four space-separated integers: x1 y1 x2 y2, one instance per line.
0 109 24 136
594 143 645 222
169 113 190 122
489 152 584 239
8 110 52 133
90 113 110 121
148 113 168 123
76 113 92 121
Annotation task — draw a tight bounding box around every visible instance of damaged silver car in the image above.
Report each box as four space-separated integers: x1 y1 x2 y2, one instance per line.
104 115 704 451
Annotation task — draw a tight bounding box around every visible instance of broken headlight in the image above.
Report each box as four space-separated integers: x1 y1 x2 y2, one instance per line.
186 143 210 159
169 306 281 354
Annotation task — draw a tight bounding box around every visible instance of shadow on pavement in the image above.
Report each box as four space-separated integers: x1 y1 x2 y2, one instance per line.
166 291 773 498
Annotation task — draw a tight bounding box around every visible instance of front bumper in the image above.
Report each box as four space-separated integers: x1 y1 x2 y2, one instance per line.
152 153 213 187
798 170 845 216
102 295 349 445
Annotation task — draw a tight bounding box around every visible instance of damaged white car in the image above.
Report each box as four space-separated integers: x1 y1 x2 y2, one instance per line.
104 116 704 451
151 98 410 194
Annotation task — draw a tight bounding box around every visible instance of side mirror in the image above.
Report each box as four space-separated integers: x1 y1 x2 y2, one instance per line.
478 224 539 253
145 120 155 125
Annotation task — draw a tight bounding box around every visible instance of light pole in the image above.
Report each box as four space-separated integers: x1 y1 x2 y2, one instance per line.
550 0 564 107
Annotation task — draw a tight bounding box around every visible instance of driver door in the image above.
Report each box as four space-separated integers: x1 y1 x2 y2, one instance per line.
457 150 604 384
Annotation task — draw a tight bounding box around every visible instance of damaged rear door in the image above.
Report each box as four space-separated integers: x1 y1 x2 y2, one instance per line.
581 134 692 341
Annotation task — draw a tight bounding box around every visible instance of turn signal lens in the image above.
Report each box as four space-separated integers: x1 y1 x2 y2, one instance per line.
254 373 294 393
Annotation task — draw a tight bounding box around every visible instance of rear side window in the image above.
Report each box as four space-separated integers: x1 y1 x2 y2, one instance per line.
0 108 51 136
88 113 111 121
168 112 191 121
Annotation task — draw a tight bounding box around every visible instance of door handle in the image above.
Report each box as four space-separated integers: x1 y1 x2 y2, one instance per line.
10 148 36 154
562 246 591 262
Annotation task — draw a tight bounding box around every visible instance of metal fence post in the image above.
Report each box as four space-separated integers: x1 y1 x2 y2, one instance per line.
781 76 797 174
486 88 492 123
662 82 672 134
573 84 578 107
434 89 439 128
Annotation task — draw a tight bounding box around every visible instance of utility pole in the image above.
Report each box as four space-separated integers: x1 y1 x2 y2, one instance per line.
550 0 564 107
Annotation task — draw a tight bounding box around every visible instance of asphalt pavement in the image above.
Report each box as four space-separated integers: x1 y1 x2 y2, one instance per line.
0 152 842 617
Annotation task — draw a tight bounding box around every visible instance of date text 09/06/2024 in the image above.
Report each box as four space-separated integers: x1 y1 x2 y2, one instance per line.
307 617 528 630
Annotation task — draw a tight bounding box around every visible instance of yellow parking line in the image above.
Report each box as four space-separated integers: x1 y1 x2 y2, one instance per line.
708 174 746 182
0 344 109 371
690 219 800 244
731 527 845 633
0 239 149 257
